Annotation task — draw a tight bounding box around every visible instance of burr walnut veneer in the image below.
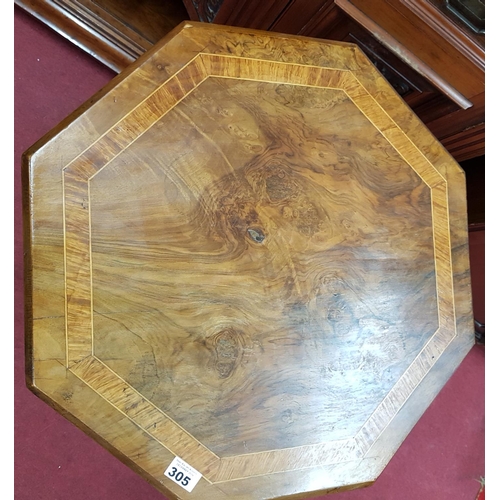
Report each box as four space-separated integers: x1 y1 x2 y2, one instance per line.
23 22 475 500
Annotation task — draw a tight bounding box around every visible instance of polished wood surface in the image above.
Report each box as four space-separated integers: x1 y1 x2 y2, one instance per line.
23 22 475 500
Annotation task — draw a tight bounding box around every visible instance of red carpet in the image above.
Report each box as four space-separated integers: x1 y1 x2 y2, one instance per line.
14 7 485 499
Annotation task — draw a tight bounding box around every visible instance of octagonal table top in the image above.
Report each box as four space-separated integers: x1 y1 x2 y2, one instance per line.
23 21 475 500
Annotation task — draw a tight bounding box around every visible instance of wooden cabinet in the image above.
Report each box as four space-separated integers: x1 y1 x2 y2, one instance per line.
15 0 484 163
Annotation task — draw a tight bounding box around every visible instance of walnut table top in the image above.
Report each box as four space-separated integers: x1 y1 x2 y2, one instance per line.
23 21 475 500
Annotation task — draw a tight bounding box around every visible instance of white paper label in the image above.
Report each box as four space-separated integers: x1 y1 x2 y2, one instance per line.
164 456 202 492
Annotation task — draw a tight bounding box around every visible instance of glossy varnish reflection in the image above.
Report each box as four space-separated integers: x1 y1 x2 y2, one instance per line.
24 22 474 499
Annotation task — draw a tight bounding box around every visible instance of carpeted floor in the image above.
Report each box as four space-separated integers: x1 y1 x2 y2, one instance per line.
14 7 485 499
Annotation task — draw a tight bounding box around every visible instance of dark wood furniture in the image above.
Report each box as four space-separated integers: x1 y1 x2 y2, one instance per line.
23 21 475 500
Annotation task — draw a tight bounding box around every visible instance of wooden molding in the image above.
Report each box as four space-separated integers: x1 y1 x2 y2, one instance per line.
15 0 145 71
334 0 473 110
15 0 189 72
401 0 484 71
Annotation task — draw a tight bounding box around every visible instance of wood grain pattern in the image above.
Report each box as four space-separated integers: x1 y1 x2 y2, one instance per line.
24 22 474 500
